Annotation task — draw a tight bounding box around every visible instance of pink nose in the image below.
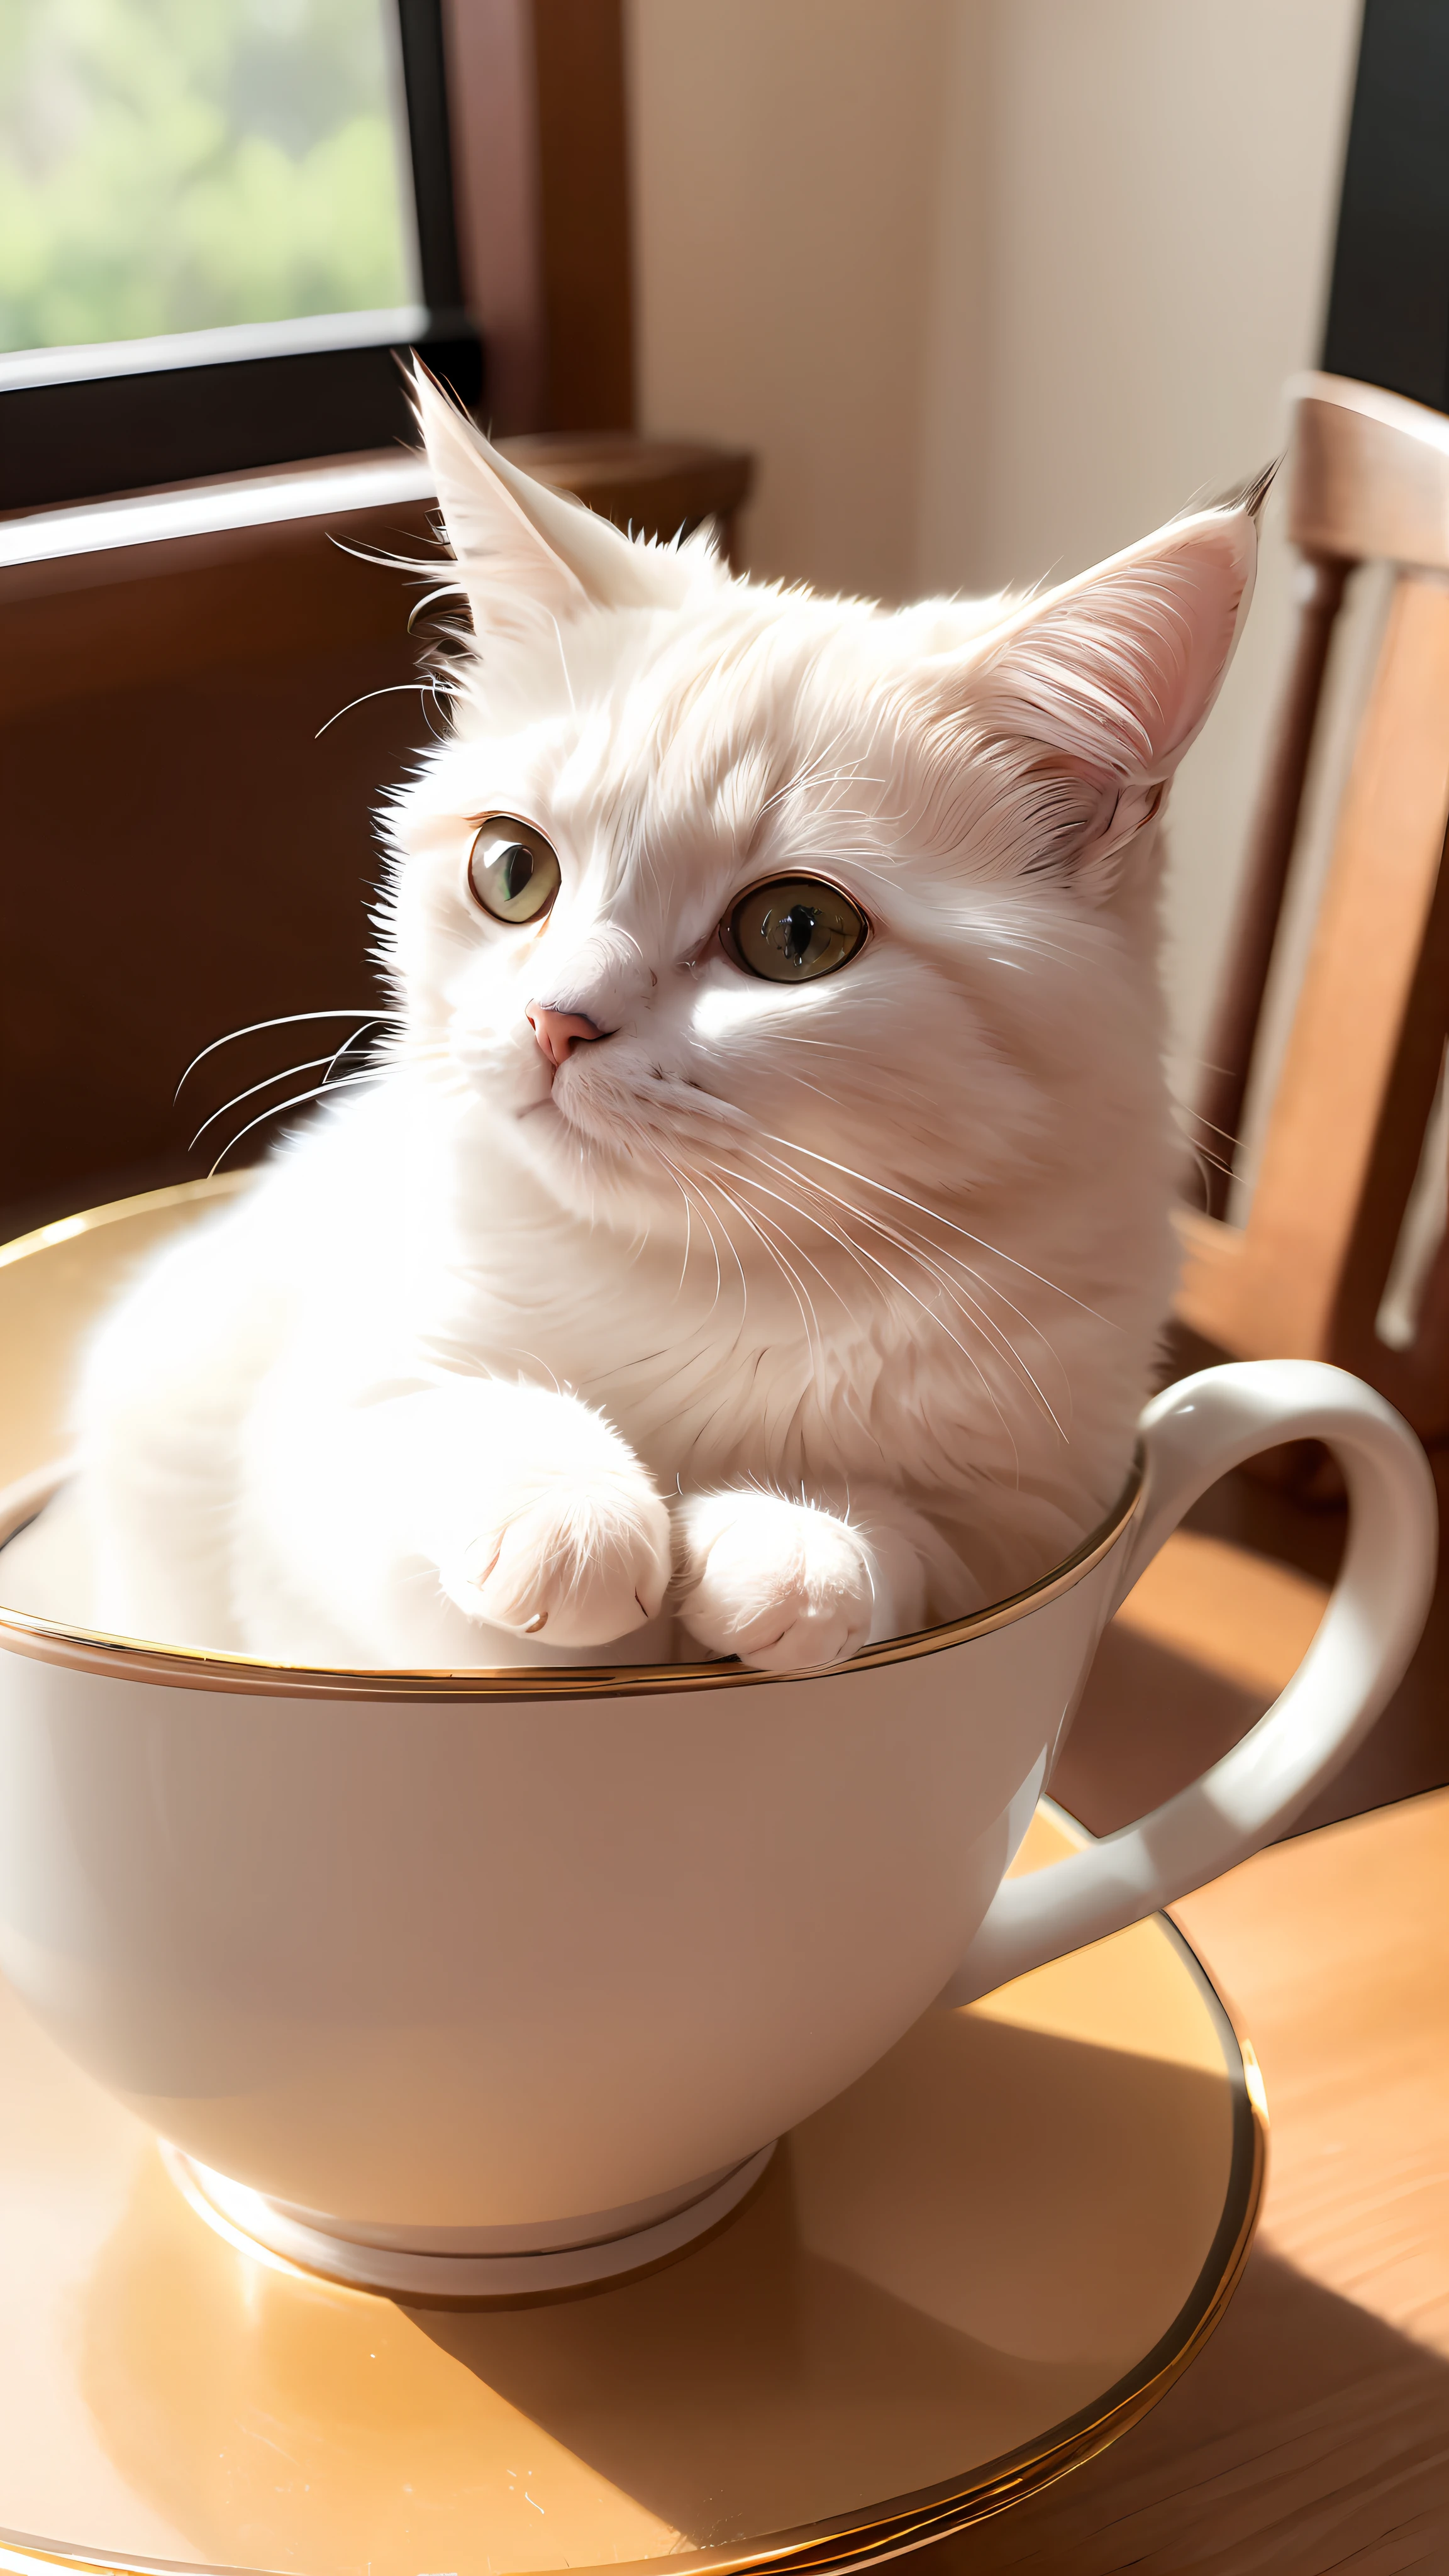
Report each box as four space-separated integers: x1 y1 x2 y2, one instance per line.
527 1006 606 1067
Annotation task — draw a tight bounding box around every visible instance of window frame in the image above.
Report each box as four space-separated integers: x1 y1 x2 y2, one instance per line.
0 0 482 513
1322 0 1449 414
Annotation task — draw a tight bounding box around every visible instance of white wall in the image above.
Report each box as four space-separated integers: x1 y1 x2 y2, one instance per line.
628 0 1362 1087
628 0 963 604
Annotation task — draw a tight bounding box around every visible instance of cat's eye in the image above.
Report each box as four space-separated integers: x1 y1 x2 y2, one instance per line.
467 818 561 924
721 876 869 984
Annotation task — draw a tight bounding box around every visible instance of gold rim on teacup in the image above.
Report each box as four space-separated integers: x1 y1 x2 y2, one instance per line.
0 1177 1140 1701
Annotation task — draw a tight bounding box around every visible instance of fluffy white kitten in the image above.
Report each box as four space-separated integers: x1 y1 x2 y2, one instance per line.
69 373 1256 1672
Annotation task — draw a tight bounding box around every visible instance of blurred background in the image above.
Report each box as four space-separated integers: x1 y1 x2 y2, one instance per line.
4 3 1448 1606
2 2 1363 1113
628 0 1363 1124
0 0 417 351
4 19 1449 2546
0 0 1377 1228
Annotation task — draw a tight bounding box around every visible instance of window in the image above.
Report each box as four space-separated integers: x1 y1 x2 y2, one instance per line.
1323 0 1449 415
0 0 479 509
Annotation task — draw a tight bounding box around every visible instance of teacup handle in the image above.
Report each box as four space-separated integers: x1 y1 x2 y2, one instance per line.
938 1360 1438 2007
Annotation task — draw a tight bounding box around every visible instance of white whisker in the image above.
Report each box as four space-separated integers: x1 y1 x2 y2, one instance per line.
189 1053 340 1153
719 1153 1023 1472
743 1141 1072 1435
730 1149 1048 1448
701 1154 850 1330
659 1152 745 1318
315 681 450 740
547 614 579 718
206 1071 379 1175
755 1130 1116 1324
697 1159 824 1365
175 1008 396 1099
709 1175 821 1351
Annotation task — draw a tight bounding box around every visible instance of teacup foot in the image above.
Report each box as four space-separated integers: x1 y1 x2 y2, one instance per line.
160 2140 777 2299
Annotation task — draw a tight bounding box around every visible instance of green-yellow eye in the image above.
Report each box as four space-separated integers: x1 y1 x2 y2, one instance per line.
723 876 869 983
467 818 561 924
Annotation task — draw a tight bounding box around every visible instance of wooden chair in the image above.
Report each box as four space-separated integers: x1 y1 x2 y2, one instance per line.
1177 372 1449 1445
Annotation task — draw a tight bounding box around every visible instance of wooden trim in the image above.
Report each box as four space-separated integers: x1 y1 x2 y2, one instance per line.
0 435 755 716
0 327 479 518
0 456 438 716
1404 1221 1449 1429
1194 552 1348 1214
1177 567 1449 1427
440 0 547 434
2 0 635 497
1289 372 1449 569
440 0 633 435
1338 830 1449 1428
533 0 635 430
1 427 753 1216
396 0 469 316
1 0 479 512
499 431 752 561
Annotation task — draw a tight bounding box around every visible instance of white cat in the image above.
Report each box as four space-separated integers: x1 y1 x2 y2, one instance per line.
63 371 1257 1672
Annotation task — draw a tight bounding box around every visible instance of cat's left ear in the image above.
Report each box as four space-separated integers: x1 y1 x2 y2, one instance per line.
409 362 704 638
969 496 1260 893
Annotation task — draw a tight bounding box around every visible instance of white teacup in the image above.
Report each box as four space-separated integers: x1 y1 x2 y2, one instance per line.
0 1329 1435 2296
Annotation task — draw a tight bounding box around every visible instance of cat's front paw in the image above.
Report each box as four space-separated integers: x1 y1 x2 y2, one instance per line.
439 1455 672 1650
677 1492 879 1672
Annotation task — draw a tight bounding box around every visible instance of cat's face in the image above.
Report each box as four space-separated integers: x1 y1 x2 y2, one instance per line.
387 374 1255 1256
393 596 1072 1230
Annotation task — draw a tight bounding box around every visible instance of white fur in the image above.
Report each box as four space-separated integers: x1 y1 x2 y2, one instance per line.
64 374 1257 1670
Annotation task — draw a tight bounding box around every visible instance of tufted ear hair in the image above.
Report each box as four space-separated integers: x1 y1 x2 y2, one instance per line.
409 362 705 641
948 498 1259 896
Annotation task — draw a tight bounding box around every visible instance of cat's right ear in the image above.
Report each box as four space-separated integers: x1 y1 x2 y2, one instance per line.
409 363 698 638
945 499 1259 897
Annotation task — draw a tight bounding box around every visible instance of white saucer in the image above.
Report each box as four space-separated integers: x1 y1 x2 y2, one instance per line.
163 2139 779 2298
0 1802 1264 2576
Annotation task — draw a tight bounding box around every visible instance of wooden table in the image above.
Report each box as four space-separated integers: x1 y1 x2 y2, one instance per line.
936 1786 1449 2572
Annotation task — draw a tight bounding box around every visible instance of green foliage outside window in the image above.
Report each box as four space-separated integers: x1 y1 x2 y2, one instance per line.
0 0 415 354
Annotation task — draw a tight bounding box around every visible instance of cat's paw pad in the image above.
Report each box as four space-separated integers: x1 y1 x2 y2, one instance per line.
679 1492 877 1672
440 1465 672 1649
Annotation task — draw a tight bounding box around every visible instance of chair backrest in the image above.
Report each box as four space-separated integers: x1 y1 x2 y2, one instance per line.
1178 373 1449 1443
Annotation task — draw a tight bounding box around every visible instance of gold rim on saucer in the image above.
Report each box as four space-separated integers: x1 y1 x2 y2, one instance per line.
0 1802 1264 2576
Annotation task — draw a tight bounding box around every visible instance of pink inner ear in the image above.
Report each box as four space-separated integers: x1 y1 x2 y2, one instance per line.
979 516 1253 786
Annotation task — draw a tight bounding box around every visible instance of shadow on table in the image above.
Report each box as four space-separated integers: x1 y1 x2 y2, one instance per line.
934 2241 1449 2570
